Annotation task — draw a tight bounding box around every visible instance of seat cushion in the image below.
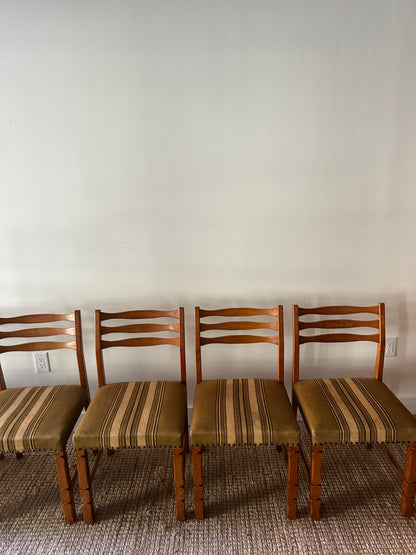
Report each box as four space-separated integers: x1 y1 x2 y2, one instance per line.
0 385 87 452
73 381 187 450
294 377 416 445
190 379 300 447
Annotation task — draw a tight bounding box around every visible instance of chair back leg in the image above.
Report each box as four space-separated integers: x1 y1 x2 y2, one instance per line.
286 445 300 519
54 450 76 524
173 447 185 521
401 443 416 517
192 446 204 519
310 445 324 520
75 449 95 524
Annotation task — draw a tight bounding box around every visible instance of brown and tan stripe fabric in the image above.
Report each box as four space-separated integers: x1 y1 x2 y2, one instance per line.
0 385 87 452
294 377 416 445
73 381 187 450
190 379 300 447
315 378 397 443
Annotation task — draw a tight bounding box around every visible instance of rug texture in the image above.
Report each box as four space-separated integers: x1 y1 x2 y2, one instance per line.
0 428 415 554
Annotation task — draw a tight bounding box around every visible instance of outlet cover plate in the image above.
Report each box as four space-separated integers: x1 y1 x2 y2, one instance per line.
33 352 50 373
385 338 397 357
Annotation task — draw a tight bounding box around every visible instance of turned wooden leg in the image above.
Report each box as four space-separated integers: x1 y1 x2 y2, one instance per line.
192 446 204 519
54 450 76 524
76 449 95 524
286 445 300 520
310 445 323 520
173 447 185 521
400 443 416 517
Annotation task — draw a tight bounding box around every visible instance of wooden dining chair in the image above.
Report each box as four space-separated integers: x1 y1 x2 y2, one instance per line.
0 311 89 523
73 308 187 523
190 306 300 520
293 302 416 520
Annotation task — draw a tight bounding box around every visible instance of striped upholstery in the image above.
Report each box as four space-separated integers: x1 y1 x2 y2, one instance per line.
190 379 300 447
73 381 187 450
316 378 396 443
294 377 416 445
0 385 87 452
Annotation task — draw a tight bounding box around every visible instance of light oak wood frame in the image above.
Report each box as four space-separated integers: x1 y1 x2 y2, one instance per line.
76 308 187 523
292 302 416 520
192 306 300 520
0 311 89 523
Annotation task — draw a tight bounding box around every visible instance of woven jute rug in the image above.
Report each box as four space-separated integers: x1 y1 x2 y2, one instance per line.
0 429 415 554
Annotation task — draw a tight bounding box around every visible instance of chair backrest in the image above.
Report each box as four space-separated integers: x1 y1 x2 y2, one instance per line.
0 311 88 391
292 303 385 383
95 308 186 387
195 306 284 384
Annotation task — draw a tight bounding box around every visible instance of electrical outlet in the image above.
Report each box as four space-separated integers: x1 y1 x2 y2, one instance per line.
385 338 397 357
33 352 50 373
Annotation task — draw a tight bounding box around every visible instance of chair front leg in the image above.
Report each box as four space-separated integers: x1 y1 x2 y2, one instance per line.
310 445 323 520
286 445 300 519
173 447 185 521
192 446 204 519
400 443 416 517
54 450 76 524
75 449 95 524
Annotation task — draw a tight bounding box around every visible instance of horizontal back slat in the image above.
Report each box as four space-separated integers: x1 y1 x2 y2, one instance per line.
299 333 380 344
293 303 385 385
198 307 280 347
101 323 179 335
0 341 77 353
0 313 79 355
200 321 278 332
299 319 379 330
0 327 76 339
201 335 279 346
99 309 180 321
195 305 283 383
0 313 75 324
95 307 186 386
298 305 379 316
199 307 279 318
0 310 88 391
97 309 182 351
101 337 180 349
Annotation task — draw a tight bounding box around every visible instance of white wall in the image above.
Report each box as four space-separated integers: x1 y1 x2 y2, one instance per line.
1 1 416 410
